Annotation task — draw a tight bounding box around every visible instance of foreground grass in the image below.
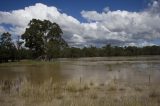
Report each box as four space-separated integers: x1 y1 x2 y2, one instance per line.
0 78 160 106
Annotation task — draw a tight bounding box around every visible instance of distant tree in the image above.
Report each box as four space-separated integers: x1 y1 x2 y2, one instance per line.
102 44 112 56
0 32 17 62
22 19 68 59
0 32 13 48
16 35 24 61
16 36 23 50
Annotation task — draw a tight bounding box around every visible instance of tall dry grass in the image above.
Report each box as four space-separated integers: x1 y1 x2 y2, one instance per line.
0 78 160 106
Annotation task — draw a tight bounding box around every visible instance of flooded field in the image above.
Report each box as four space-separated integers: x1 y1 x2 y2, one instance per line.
0 56 160 85
0 56 160 106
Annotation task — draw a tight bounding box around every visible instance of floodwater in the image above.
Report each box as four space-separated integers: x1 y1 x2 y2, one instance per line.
0 56 160 85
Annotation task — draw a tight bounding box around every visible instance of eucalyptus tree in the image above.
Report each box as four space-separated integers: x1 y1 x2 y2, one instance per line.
22 19 68 59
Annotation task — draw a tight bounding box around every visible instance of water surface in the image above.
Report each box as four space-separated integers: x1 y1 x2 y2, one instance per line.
0 56 160 85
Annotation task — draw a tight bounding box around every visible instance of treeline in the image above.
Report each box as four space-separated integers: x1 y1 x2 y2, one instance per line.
0 32 32 63
60 45 160 58
1 32 160 62
1 19 160 63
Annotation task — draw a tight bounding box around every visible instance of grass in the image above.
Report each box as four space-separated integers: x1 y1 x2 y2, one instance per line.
0 78 160 106
65 81 89 92
134 86 143 92
149 90 160 98
0 60 59 67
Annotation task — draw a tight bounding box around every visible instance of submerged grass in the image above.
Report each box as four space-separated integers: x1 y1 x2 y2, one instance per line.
0 60 59 67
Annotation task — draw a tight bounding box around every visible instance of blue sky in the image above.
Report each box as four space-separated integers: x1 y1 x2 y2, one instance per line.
0 0 149 22
0 0 160 47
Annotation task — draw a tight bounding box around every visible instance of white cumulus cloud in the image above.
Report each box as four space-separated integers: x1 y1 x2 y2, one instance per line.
0 1 160 47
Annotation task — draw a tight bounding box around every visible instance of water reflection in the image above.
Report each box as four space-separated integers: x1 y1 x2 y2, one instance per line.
0 56 160 85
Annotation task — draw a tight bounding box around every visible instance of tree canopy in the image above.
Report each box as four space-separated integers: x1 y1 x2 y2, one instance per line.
22 19 68 59
0 32 18 62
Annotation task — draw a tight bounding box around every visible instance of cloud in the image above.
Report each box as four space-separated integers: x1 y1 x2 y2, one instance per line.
0 3 82 45
0 1 160 47
80 1 160 46
103 7 110 13
0 26 6 34
81 7 160 41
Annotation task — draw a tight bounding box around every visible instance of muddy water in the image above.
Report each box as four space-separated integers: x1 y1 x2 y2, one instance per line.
0 56 160 85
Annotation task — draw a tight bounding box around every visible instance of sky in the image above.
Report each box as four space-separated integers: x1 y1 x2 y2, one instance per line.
0 0 160 47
